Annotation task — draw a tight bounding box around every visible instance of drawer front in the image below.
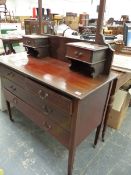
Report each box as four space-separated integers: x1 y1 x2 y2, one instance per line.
4 89 70 148
23 37 35 47
66 46 92 63
1 66 25 88
23 37 49 48
3 78 72 131
25 78 73 115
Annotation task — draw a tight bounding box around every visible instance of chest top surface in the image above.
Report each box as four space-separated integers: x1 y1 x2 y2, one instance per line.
0 53 117 99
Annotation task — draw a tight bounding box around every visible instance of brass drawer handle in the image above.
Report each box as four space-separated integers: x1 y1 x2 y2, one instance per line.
10 85 16 91
38 90 48 100
74 51 79 55
74 51 83 57
42 105 53 115
78 52 83 56
27 40 31 44
7 72 15 77
13 98 17 104
7 72 12 76
43 121 52 131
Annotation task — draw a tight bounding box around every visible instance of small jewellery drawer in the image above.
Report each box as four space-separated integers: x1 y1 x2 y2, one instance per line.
66 44 106 63
25 78 73 115
4 89 70 148
66 46 92 63
1 66 25 88
23 35 49 48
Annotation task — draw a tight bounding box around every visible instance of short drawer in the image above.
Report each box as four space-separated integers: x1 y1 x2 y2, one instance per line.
1 66 25 88
3 78 72 131
66 46 106 63
4 89 70 148
23 37 35 47
23 36 49 48
25 78 73 115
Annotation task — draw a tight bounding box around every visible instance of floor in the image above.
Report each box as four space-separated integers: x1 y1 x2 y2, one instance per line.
0 106 131 175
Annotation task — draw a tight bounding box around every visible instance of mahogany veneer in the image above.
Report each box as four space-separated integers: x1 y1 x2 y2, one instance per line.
0 54 117 175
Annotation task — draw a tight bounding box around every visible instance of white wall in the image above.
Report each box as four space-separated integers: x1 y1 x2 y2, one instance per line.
5 0 131 21
105 0 131 20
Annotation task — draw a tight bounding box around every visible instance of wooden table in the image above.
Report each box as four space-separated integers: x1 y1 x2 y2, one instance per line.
0 35 23 54
0 53 117 175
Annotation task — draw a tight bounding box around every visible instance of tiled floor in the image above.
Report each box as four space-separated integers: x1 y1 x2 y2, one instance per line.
0 107 131 175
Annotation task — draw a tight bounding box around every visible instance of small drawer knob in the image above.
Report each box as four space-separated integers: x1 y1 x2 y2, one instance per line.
42 105 53 115
78 52 83 56
13 98 17 104
27 40 31 44
43 121 52 131
38 90 48 100
74 51 79 55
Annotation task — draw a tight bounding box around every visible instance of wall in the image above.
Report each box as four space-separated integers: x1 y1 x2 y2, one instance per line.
5 0 131 21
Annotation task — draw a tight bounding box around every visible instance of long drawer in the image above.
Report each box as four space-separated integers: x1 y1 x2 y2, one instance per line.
3 78 72 131
1 65 72 114
0 66 25 88
4 89 70 148
25 77 73 115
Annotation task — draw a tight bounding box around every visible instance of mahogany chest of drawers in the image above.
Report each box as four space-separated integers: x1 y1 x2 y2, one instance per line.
0 55 117 175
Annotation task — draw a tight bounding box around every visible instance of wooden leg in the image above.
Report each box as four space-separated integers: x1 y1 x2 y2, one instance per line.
6 100 14 122
93 123 102 147
8 44 16 54
102 79 117 142
3 43 7 55
68 148 75 175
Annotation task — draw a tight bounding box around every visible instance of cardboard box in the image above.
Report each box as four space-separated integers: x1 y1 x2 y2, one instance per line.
107 89 131 129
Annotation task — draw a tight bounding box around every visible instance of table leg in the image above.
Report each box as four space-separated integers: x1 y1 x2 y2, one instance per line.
68 148 76 175
6 100 14 122
102 94 115 141
102 78 117 141
8 44 16 53
3 43 8 54
93 123 102 147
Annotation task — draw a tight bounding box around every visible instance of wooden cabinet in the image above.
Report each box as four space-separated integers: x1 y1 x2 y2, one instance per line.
0 54 117 175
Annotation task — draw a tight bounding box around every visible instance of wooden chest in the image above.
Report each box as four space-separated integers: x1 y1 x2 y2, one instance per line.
66 42 108 78
23 35 49 58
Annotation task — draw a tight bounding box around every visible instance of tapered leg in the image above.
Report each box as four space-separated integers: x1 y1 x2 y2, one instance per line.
68 148 75 175
102 79 117 142
93 123 102 147
6 100 14 122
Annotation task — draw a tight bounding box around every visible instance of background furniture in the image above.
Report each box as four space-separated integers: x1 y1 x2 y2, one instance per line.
24 19 54 35
0 35 23 54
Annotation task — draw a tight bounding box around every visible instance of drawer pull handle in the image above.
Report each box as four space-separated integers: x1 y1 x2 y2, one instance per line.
38 90 48 100
74 51 83 57
43 121 52 131
78 52 83 56
7 72 15 77
7 72 12 76
13 98 17 104
74 51 79 55
10 85 16 91
27 41 31 44
42 105 53 115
